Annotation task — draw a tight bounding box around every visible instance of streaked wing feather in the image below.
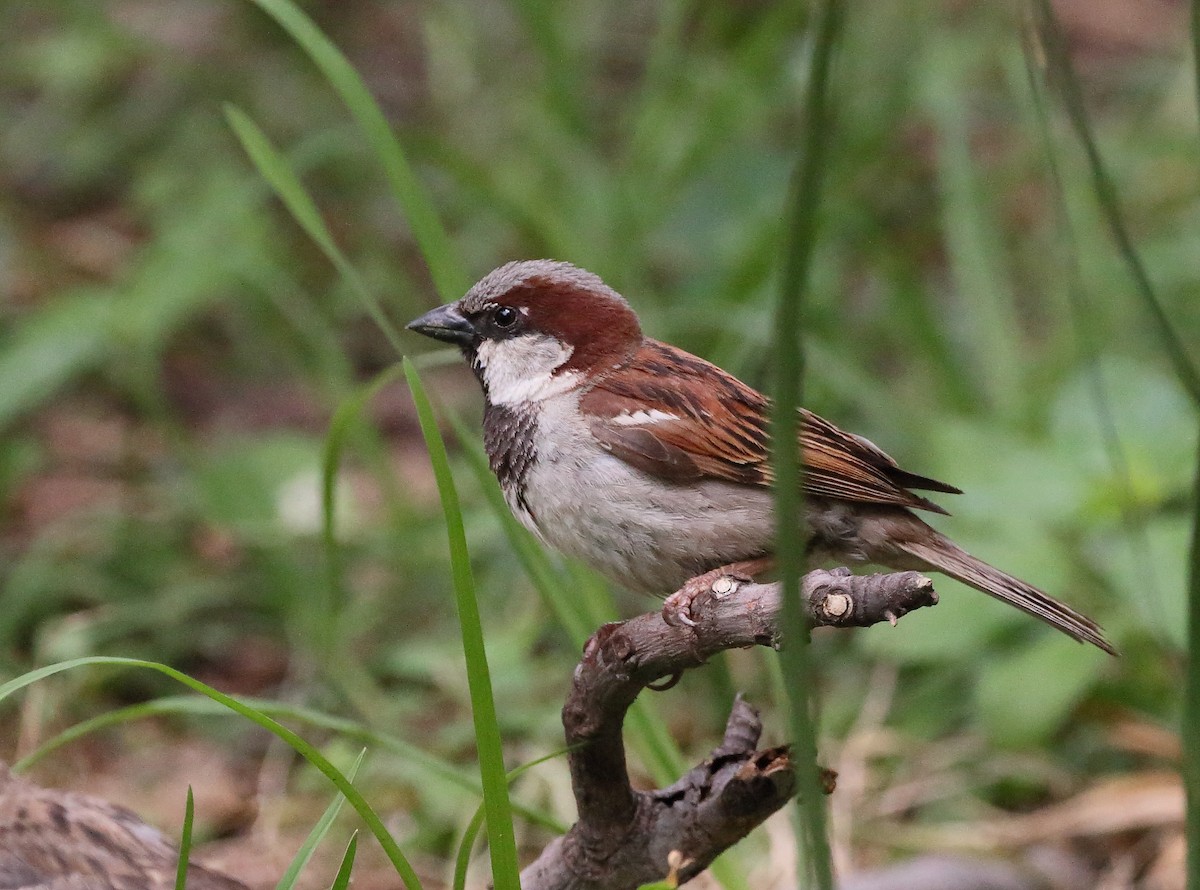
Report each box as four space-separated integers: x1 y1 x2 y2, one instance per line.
588 421 702 480
582 340 955 513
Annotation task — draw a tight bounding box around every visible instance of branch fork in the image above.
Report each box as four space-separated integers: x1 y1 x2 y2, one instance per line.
521 568 937 890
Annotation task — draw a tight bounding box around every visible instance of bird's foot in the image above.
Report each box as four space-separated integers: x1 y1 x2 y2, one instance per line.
662 568 754 628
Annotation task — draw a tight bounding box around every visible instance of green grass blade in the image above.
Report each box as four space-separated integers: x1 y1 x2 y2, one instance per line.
1016 41 1162 628
0 658 423 889
1030 0 1200 407
239 0 465 301
1188 433 1200 890
444 410 597 645
402 358 520 889
451 748 569 890
773 2 844 888
223 104 405 354
319 362 410 640
1186 4 1200 887
330 832 359 890
452 806 488 890
1034 2 1200 884
13 693 562 832
174 786 195 890
276 749 366 890
445 409 691 788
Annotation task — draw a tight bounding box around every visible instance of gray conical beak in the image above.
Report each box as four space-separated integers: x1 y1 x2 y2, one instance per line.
406 304 476 346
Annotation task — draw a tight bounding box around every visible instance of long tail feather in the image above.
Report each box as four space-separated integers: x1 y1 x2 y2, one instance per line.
899 537 1116 655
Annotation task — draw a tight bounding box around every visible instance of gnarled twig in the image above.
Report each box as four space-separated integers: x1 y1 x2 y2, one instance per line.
520 567 937 890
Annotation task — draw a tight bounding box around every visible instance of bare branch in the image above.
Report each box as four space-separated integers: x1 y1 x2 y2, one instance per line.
520 568 937 890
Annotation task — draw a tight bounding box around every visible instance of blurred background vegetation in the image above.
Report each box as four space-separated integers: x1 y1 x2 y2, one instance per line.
0 0 1196 887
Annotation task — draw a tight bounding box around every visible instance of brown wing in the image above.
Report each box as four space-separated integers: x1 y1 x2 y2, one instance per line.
581 340 960 514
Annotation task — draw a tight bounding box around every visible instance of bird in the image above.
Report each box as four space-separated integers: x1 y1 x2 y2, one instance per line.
406 259 1114 655
0 761 248 890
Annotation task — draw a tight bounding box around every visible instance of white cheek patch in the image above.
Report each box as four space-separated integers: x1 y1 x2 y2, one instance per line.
477 336 580 405
611 409 678 426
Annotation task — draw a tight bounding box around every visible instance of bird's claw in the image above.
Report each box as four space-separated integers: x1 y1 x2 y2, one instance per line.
662 594 698 627
662 571 750 628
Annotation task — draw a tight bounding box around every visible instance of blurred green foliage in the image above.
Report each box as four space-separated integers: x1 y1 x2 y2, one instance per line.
0 0 1196 879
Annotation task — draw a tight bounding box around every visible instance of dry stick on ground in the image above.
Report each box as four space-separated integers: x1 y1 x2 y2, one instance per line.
520 567 938 890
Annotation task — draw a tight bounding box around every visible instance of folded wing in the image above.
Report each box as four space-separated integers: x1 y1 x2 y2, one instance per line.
582 339 960 514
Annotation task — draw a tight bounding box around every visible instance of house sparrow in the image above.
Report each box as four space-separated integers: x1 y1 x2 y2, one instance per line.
407 259 1114 654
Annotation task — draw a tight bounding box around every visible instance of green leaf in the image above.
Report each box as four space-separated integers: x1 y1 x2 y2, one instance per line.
1089 517 1190 650
922 418 1090 530
1051 358 1197 504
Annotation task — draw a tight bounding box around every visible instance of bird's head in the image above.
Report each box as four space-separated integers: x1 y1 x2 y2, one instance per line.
406 260 643 405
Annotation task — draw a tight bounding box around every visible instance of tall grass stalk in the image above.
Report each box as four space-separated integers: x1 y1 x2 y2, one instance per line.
1189 4 1200 887
1016 40 1163 625
1032 3 1200 887
223 105 406 355
403 359 521 889
1029 0 1200 406
772 2 843 888
1188 434 1200 890
242 0 466 300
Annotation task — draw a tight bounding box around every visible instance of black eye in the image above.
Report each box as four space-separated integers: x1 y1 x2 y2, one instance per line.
493 306 519 329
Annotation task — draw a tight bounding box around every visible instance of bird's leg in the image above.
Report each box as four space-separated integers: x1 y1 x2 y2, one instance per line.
662 557 776 628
